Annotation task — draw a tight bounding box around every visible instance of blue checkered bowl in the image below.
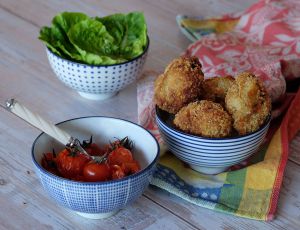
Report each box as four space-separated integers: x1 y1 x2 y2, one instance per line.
155 106 271 174
31 116 159 219
46 38 149 100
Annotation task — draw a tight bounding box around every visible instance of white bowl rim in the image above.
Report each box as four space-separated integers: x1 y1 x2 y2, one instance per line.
169 147 256 162
46 36 150 67
155 106 271 141
158 122 267 150
164 139 263 158
31 116 160 185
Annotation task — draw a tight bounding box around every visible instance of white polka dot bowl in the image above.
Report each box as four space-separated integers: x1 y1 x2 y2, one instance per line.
31 116 159 219
45 40 149 100
155 106 271 175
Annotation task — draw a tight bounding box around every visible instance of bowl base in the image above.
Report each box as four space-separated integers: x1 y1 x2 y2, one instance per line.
78 91 117 100
190 165 229 175
75 210 118 219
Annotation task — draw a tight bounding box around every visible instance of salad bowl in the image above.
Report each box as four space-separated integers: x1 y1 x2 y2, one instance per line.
40 11 149 100
46 40 148 100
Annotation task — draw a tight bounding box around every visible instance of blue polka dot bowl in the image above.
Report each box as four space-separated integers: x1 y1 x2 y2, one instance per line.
31 116 159 219
155 106 271 174
46 40 149 100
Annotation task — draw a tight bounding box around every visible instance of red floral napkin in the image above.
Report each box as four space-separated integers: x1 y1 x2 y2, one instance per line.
183 0 300 102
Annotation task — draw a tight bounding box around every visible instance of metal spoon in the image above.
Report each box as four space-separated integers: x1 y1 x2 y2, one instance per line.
4 98 106 162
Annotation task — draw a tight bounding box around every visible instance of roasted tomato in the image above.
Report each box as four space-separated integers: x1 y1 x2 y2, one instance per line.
56 149 90 179
41 152 59 175
108 147 133 166
121 160 141 175
111 165 126 180
83 161 111 182
85 143 105 156
81 136 105 156
41 136 140 182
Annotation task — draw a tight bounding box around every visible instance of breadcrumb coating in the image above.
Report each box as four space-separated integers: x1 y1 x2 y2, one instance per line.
174 100 232 138
202 75 235 105
225 72 271 135
154 56 204 114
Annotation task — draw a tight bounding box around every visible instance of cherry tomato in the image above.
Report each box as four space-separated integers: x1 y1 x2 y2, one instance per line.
111 165 125 180
108 147 133 166
85 143 105 156
41 137 140 181
41 152 59 175
83 162 111 182
121 160 141 175
72 174 86 182
56 149 90 179
81 136 105 156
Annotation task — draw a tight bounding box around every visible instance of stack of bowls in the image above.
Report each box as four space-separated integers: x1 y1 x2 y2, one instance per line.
155 106 271 174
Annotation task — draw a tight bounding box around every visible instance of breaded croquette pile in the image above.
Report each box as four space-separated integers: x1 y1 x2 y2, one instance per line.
225 72 271 135
154 56 204 114
154 55 272 138
174 100 232 138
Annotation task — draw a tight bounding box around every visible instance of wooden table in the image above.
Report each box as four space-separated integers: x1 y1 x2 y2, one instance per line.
1 0 300 229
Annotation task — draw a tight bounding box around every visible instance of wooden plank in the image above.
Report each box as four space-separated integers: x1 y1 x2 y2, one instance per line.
0 0 181 71
1 0 299 229
145 161 300 229
0 0 257 70
0 7 141 122
0 113 197 230
0 5 197 230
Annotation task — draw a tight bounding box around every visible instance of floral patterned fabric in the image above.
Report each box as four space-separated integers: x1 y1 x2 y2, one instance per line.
184 0 300 102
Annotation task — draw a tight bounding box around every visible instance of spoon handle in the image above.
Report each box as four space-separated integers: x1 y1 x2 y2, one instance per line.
5 99 71 145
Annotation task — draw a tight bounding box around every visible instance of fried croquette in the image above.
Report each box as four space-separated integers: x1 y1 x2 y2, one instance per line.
202 75 235 105
154 56 204 114
174 100 232 138
225 72 271 135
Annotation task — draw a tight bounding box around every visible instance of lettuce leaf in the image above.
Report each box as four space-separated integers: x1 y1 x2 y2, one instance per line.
52 12 89 33
39 12 89 60
67 18 123 65
97 12 147 59
39 11 147 65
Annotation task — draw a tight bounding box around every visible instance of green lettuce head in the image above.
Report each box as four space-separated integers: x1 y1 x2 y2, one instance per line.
39 11 148 65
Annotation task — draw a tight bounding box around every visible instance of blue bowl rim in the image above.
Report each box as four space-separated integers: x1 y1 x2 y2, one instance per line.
155 105 271 141
31 116 160 185
46 36 150 68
